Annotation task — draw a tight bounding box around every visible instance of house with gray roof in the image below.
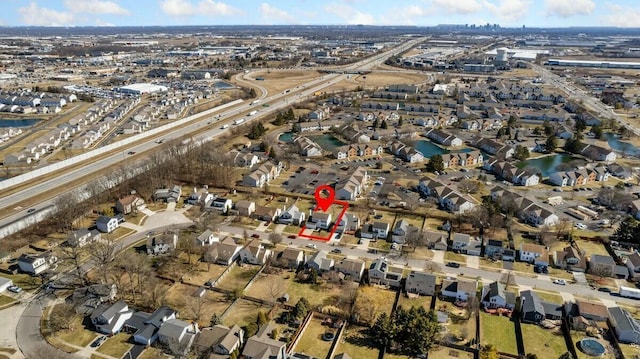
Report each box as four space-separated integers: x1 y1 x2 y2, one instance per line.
193 324 244 357
520 290 545 324
334 257 365 282
608 307 640 344
158 319 199 355
125 306 177 346
405 271 437 296
481 281 515 309
90 300 132 335
441 278 478 301
242 323 287 359
306 250 334 272
589 254 616 277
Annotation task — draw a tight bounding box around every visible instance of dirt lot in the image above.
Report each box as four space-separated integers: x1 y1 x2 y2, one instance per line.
349 71 427 90
238 70 322 95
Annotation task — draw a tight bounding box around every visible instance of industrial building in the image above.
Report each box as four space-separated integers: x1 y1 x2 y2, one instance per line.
118 83 168 95
547 59 640 70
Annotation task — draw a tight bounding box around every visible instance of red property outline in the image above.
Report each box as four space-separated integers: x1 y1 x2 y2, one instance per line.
297 199 349 241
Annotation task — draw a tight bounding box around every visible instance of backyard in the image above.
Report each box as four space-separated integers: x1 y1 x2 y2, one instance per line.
570 331 615 359
222 299 272 328
436 298 477 345
427 346 474 359
215 264 261 292
292 317 335 359
397 294 433 311
479 312 518 355
164 284 232 326
334 325 380 359
353 286 397 325
520 323 568 359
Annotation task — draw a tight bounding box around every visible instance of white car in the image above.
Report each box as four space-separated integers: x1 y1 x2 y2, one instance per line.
7 285 22 293
574 223 587 230
306 244 317 249
553 279 566 285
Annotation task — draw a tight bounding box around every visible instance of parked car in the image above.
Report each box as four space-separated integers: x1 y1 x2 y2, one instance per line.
446 262 460 268
288 235 297 239
331 248 342 254
574 223 587 230
306 244 317 249
598 287 611 293
553 279 566 285
127 151 136 155
7 285 22 293
91 336 107 348
27 208 36 213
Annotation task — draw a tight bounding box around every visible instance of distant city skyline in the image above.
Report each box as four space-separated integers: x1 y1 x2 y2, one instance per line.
1 0 640 28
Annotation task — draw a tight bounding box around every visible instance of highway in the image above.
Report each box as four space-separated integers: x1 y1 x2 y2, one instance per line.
0 38 423 237
531 63 640 136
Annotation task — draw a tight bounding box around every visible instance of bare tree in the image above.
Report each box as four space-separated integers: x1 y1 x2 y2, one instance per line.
89 236 117 284
48 303 77 332
555 219 572 240
267 276 287 302
177 235 198 266
268 232 283 246
458 179 481 194
61 243 87 287
499 271 517 290
183 293 209 324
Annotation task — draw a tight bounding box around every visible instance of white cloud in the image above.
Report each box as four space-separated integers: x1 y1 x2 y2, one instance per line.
160 0 241 17
18 2 74 26
483 0 530 23
324 3 375 25
383 4 435 25
94 18 116 26
544 0 595 17
602 3 640 27
431 0 482 15
260 3 297 24
63 0 129 15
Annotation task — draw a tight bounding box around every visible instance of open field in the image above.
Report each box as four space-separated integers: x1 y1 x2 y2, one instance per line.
479 312 518 355
216 264 260 292
335 325 380 359
222 299 272 328
245 270 355 309
351 72 426 89
138 347 166 359
397 294 432 311
241 70 323 95
293 317 335 359
96 333 132 358
520 324 568 359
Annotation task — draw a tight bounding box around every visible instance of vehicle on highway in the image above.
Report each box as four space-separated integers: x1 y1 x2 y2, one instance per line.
91 336 107 348
446 262 460 268
155 139 164 144
306 244 317 249
27 208 36 213
221 124 229 129
8 285 22 293
574 223 587 230
127 151 136 155
553 279 566 285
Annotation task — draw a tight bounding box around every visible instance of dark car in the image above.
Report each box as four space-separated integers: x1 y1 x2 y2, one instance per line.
331 248 342 254
446 262 460 268
127 151 136 155
91 336 107 348
598 287 611 293
288 235 297 239
251 234 260 239
27 208 36 213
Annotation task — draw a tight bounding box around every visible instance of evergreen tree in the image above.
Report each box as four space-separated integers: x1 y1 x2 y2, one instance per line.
210 313 222 326
613 217 640 244
514 145 530 160
591 124 603 139
398 117 404 126
380 120 388 129
426 155 445 173
372 118 379 129
257 311 268 327
545 135 558 153
574 117 587 133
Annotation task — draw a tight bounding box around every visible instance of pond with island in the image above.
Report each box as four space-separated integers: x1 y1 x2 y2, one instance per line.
604 132 640 157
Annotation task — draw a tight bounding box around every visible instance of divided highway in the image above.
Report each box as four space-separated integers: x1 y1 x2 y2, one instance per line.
0 38 423 238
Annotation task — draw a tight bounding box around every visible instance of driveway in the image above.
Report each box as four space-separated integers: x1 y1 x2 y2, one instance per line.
0 301 27 359
466 255 479 269
432 250 445 264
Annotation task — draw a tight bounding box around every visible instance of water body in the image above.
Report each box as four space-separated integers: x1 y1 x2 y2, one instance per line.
414 140 473 158
308 134 346 151
603 132 640 157
0 118 41 128
279 132 294 143
517 154 579 177
213 81 234 89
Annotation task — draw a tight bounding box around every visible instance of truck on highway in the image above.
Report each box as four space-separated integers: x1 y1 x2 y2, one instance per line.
619 286 640 299
221 124 229 129
233 118 245 125
248 110 258 116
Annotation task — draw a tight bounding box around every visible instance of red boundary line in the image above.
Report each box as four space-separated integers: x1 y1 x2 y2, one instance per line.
297 200 349 241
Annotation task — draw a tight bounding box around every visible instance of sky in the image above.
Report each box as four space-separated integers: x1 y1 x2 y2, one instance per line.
1 0 640 28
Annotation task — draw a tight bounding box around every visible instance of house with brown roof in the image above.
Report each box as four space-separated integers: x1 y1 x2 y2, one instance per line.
203 237 241 266
252 205 281 222
279 248 305 269
238 239 272 265
589 254 616 277
625 252 640 281
193 324 244 357
553 246 587 272
519 243 549 267
334 257 365 281
116 194 146 215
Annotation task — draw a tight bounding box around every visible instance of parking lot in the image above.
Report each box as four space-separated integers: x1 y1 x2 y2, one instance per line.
282 165 339 195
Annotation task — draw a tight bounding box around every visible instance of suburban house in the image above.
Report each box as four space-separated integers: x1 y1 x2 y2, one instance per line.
474 137 514 158
196 230 219 246
17 253 48 275
204 237 241 266
579 144 617 162
71 284 117 315
485 239 505 258
424 231 448 251
153 185 182 203
368 258 403 288
491 187 559 227
589 254 616 277
209 197 233 214
519 290 545 324
308 212 332 230
405 271 437 296
553 246 587 272
239 239 272 265
147 232 178 255
157 319 199 354
360 221 390 240
519 243 549 267
235 200 256 217
335 167 368 201
125 306 177 346
96 215 119 233
278 205 305 226
67 228 101 248
279 248 305 269
193 325 244 357
116 194 146 214
425 128 463 147
336 213 361 234
481 281 516 309
243 161 283 188
625 252 640 281
253 206 282 222
306 250 334 272
242 323 287 359
566 300 610 324
91 300 133 335
608 307 640 344
186 188 214 206
334 258 366 281
441 278 478 301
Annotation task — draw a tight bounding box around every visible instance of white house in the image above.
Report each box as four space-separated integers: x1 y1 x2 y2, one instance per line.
96 216 119 233
90 300 132 335
17 254 48 275
441 278 478 301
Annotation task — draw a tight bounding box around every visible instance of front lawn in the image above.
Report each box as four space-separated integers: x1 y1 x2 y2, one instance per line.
479 312 517 354
96 333 132 358
533 290 564 304
0 295 17 307
444 251 466 264
520 324 568 359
